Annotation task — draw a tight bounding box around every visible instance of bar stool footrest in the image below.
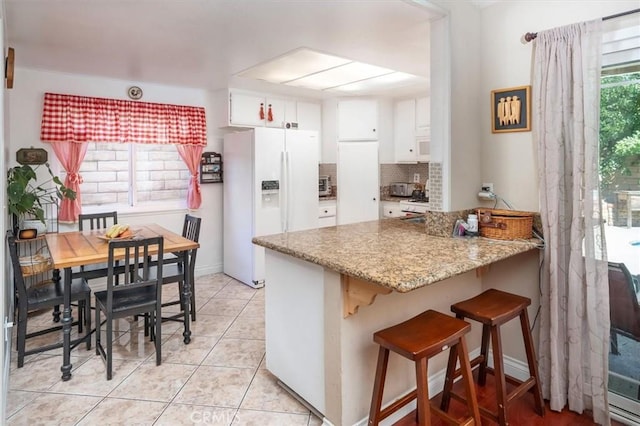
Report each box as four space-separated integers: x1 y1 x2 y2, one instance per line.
379 389 417 421
448 390 498 423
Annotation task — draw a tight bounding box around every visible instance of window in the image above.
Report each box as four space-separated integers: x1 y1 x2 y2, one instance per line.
79 142 189 207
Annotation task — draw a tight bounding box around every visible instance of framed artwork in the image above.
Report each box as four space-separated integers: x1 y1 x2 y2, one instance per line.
491 85 531 133
16 147 48 165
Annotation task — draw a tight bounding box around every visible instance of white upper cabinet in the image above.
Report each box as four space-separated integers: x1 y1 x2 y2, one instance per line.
228 91 284 127
415 96 430 130
223 89 321 131
337 99 378 141
394 96 430 163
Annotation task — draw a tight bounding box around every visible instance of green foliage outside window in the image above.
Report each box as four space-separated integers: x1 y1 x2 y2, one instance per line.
600 72 640 198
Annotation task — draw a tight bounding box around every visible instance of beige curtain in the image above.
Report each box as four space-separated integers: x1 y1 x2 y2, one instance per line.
533 20 610 425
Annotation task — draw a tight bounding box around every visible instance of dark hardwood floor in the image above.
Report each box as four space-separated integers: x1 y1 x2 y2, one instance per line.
394 372 623 425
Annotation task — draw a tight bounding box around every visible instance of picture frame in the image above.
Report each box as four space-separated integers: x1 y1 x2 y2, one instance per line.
491 85 531 133
16 147 48 165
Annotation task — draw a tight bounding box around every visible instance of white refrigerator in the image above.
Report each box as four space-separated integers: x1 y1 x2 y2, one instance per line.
223 127 319 288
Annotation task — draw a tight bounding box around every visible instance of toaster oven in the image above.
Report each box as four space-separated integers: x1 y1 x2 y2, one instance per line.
389 182 414 197
319 175 332 196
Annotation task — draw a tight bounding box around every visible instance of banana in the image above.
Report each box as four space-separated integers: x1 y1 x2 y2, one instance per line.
106 224 119 238
105 224 129 238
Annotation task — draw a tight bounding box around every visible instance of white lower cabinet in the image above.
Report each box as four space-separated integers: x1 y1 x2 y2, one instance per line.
318 201 337 228
381 201 404 218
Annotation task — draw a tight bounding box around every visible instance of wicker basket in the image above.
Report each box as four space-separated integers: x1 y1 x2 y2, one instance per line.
19 248 52 276
477 208 534 240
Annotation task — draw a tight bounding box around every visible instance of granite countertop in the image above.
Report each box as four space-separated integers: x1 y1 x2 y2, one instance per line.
319 195 337 201
252 219 541 293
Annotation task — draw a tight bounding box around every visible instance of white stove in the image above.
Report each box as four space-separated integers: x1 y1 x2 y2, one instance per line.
399 199 430 214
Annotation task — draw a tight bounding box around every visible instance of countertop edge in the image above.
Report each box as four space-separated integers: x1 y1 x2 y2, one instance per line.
253 227 541 293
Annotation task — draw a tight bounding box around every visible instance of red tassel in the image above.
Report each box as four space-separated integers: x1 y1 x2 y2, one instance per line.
267 104 273 122
259 103 265 120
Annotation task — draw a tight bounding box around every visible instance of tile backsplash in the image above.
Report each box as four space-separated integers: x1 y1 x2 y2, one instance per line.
380 163 429 187
428 162 443 211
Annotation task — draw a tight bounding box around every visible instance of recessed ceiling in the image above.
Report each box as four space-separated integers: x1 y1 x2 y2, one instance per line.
236 47 427 93
5 0 442 97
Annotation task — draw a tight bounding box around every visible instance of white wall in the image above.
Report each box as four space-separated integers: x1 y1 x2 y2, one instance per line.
478 0 639 212
8 68 224 276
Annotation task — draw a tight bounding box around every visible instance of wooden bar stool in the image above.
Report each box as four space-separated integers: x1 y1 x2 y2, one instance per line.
440 289 545 426
369 309 481 426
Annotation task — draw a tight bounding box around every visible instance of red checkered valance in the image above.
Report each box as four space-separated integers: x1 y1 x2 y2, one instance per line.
40 92 207 146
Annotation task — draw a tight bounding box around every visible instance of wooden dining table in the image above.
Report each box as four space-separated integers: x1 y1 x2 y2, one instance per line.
45 223 200 381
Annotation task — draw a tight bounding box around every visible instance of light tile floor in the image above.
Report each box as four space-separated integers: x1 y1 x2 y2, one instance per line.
7 273 323 426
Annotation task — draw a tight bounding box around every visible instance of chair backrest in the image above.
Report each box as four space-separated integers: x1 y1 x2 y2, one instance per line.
182 215 201 275
105 236 164 311
7 232 29 303
79 211 118 231
608 261 640 340
182 214 202 242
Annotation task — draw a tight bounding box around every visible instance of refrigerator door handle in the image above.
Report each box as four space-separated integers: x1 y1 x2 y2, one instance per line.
286 151 292 233
281 151 287 232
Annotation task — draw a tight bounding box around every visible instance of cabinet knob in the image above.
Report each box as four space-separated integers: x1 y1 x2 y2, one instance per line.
372 129 376 132
409 149 413 152
324 210 328 213
373 197 377 201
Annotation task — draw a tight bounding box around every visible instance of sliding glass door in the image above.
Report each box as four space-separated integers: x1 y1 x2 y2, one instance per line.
600 16 640 420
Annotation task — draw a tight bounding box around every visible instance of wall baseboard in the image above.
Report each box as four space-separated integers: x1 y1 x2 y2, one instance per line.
195 263 223 277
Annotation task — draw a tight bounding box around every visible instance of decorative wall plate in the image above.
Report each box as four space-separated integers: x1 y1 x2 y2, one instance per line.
5 47 14 89
16 147 48 165
127 86 143 100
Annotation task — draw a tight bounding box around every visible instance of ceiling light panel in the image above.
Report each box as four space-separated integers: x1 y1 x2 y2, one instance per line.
287 62 394 90
331 72 426 92
237 48 351 84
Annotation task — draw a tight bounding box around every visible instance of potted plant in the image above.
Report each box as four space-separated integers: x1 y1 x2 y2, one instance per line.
7 163 76 236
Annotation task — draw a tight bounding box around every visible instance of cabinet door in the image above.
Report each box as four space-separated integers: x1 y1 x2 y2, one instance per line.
415 97 430 129
381 201 403 218
230 92 265 127
394 99 417 163
265 97 286 128
337 100 378 141
337 141 379 225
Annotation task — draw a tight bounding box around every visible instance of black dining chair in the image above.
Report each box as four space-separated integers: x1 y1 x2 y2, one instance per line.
94 236 163 380
78 211 118 231
154 214 201 324
7 231 92 368
74 211 121 282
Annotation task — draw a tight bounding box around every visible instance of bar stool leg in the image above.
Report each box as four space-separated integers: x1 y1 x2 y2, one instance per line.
415 356 431 426
369 346 390 426
478 324 491 386
490 326 508 426
519 310 545 416
457 336 481 425
440 344 458 412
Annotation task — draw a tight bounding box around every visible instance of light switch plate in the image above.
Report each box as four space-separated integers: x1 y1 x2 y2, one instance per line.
413 173 420 183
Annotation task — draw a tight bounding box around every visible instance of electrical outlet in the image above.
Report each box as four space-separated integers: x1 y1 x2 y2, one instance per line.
413 173 420 183
481 182 494 192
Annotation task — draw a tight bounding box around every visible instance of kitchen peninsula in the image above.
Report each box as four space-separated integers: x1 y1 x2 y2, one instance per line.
253 219 541 426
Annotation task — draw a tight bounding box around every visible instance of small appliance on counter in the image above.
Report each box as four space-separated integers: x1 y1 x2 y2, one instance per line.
389 182 415 197
319 175 332 196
